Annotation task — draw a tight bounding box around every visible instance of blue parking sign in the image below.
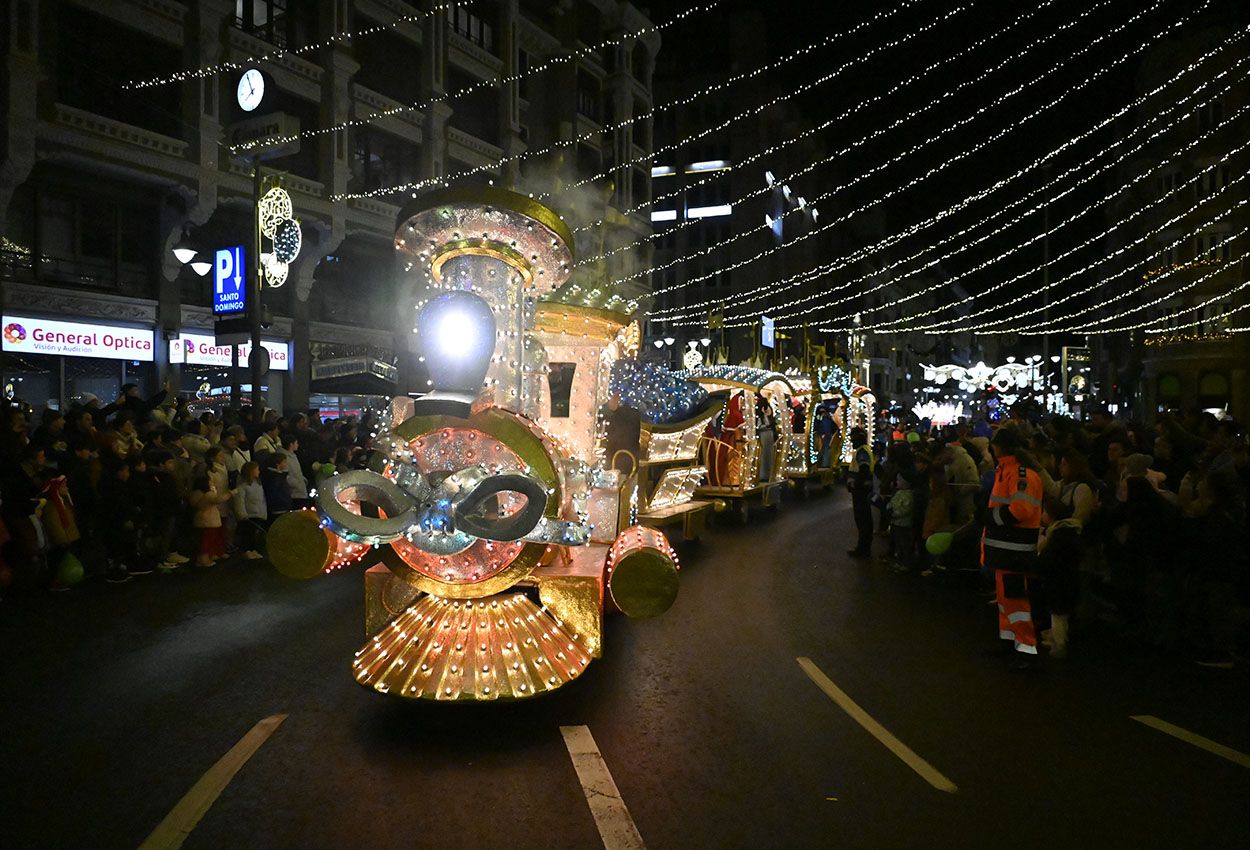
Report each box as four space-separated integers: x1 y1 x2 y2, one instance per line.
213 245 246 315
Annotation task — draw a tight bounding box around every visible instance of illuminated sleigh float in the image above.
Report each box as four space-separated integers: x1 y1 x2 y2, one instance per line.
268 188 679 701
687 366 795 523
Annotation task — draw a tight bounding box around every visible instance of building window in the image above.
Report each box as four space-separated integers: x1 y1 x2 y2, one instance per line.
1197 99 1225 133
1198 164 1232 199
452 3 494 52
1197 371 1230 409
547 363 575 417
1195 232 1232 262
577 69 601 123
235 0 289 48
1157 373 1182 403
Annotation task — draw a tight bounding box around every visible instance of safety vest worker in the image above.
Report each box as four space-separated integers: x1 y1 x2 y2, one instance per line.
982 427 1044 658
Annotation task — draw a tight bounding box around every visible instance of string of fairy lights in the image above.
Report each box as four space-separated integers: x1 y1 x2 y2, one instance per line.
683 61 1249 329
234 2 719 155
801 99 1249 333
646 0 1197 305
575 0 1063 269
123 2 463 90
629 0 1159 292
661 13 1240 328
665 63 1245 327
833 124 1250 334
337 0 929 202
556 2 974 211
1045 222 1250 334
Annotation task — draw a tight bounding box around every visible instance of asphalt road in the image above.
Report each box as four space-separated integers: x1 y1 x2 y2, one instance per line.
2 488 1247 849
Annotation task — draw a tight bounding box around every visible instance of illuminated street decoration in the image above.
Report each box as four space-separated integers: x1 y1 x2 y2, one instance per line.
257 186 300 288
657 24 1246 328
911 401 967 428
269 187 679 702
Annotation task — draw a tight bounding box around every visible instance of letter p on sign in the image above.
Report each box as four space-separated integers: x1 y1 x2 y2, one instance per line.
213 245 246 314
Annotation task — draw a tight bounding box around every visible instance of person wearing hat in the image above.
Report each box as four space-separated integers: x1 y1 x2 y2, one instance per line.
846 427 876 558
984 426 1046 667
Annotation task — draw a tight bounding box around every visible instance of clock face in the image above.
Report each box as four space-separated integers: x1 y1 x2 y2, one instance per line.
237 69 264 112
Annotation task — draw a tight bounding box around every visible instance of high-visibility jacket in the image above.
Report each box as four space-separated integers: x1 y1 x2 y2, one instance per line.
983 453 1044 655
981 453 1043 571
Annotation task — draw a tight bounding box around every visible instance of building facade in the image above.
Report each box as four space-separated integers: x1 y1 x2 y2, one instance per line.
1098 7 1250 422
1 0 656 415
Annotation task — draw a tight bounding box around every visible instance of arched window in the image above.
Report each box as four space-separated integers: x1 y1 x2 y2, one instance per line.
1157 373 1182 401
1197 371 1229 409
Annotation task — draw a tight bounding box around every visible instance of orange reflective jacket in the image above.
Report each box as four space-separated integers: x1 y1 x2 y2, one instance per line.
981 453 1043 571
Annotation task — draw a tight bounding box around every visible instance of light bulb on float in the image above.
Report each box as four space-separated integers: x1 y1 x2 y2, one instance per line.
413 290 496 417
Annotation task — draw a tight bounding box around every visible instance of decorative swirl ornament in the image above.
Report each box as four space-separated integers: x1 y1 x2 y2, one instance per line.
258 186 292 239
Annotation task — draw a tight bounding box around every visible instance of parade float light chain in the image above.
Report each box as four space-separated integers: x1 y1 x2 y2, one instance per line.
338 0 928 202
234 2 719 155
668 67 1238 327
679 46 1250 326
632 0 1148 289
647 0 1194 302
577 0 1065 268
854 121 1250 334
556 2 975 214
666 8 1233 326
794 90 1250 332
124 2 464 89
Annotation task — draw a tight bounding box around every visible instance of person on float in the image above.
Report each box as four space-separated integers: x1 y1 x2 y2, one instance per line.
756 395 776 482
601 392 642 477
845 427 875 558
983 427 1046 668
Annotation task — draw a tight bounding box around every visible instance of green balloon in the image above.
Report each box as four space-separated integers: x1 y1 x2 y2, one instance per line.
906 431 921 444
56 552 86 586
926 532 953 556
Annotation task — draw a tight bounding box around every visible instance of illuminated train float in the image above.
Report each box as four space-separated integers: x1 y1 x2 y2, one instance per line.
267 188 679 702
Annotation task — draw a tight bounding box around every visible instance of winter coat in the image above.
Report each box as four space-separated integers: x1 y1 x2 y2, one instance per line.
189 486 230 529
277 448 309 499
261 468 293 516
233 479 267 521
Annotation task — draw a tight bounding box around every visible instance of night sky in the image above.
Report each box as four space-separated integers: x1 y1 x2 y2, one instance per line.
658 0 1248 330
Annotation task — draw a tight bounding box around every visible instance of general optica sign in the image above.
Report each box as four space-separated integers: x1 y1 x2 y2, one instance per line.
168 332 290 371
1 315 155 361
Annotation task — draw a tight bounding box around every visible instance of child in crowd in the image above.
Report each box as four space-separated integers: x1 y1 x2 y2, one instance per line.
260 452 293 519
189 471 233 568
887 474 916 574
232 461 268 560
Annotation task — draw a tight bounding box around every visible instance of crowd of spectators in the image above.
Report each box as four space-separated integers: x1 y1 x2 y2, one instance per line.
866 407 1250 668
0 383 380 588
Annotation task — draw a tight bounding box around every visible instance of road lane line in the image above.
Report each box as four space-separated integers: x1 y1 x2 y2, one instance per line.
797 657 958 794
1131 715 1250 769
138 714 288 850
560 725 646 850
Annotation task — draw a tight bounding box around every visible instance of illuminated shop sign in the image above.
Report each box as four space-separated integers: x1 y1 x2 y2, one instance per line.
1 315 155 361
169 332 290 371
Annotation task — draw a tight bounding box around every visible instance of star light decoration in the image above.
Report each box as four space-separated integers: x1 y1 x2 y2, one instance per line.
258 186 301 288
610 360 707 424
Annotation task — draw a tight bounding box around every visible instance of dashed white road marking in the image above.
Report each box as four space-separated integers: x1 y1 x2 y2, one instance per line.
1131 715 1250 769
797 657 958 794
139 714 287 850
560 725 646 850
